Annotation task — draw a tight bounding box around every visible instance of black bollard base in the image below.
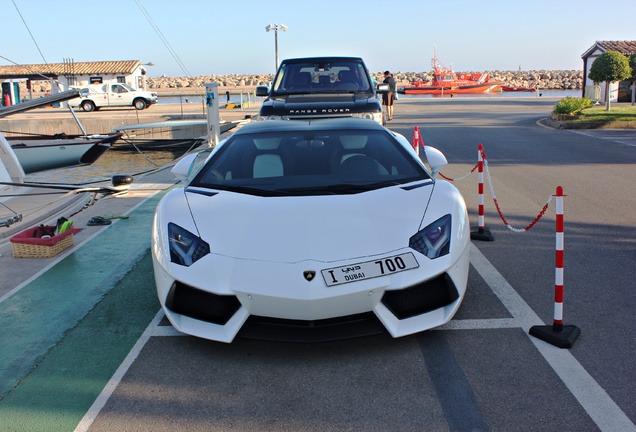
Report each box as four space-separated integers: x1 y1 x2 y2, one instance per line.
529 324 580 348
471 227 494 241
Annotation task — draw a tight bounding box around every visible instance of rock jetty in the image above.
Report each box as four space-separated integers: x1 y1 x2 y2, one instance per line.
144 70 582 91
19 70 582 95
391 70 583 90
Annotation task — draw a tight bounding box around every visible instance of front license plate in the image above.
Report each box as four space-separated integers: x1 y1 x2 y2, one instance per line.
321 252 419 287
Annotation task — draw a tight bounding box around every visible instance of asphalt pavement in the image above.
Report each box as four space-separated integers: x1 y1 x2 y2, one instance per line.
1 97 635 432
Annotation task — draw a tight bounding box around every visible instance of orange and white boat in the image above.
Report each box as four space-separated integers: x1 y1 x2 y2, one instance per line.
501 85 536 92
399 52 503 95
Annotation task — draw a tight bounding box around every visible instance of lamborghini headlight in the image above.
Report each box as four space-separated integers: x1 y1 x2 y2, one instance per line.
168 222 210 266
409 214 452 259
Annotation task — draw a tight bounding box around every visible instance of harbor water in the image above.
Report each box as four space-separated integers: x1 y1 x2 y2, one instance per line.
25 146 198 185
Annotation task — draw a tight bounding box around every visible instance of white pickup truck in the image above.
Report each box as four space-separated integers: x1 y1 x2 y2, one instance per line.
70 83 158 112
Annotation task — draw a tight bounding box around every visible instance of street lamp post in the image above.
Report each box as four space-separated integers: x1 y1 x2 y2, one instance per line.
141 62 155 91
265 23 288 71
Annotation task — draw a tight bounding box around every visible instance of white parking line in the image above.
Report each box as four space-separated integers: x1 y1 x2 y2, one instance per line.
74 310 165 432
569 130 636 147
438 318 518 330
75 244 636 432
469 244 636 432
150 325 185 336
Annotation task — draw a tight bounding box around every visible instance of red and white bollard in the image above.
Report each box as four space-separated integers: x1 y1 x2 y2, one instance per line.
471 144 494 241
554 185 565 330
530 186 580 348
411 126 423 157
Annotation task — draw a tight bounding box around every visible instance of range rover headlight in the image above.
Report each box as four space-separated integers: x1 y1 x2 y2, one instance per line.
409 214 452 259
255 115 288 121
168 222 210 266
352 112 383 124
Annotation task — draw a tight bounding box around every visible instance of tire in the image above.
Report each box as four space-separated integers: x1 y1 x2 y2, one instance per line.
133 99 147 110
81 100 96 112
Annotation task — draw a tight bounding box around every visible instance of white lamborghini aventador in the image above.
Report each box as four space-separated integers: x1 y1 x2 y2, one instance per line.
151 118 470 343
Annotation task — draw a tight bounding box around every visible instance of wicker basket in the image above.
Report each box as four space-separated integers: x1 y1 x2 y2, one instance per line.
10 226 80 258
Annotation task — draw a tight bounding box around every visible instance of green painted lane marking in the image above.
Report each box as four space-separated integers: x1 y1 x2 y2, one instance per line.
0 193 163 409
0 252 160 431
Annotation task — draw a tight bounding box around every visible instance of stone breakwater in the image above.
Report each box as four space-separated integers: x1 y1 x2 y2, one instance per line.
144 70 583 91
20 70 582 95
394 70 583 90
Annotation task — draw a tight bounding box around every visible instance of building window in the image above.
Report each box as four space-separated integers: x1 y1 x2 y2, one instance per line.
89 76 103 84
117 76 126 83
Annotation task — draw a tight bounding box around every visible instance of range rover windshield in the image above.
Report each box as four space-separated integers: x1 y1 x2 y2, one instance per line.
271 60 372 94
190 129 430 197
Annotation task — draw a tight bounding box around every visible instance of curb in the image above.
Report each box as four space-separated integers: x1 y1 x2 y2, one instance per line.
543 117 636 129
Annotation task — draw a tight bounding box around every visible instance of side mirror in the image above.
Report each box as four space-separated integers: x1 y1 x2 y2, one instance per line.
376 83 390 93
424 146 448 179
171 153 199 183
255 86 270 97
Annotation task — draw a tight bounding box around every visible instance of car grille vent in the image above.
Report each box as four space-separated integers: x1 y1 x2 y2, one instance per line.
238 312 385 343
185 187 218 197
165 281 240 325
401 181 433 191
381 273 459 319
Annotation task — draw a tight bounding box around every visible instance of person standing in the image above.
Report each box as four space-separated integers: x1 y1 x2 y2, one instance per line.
382 71 396 121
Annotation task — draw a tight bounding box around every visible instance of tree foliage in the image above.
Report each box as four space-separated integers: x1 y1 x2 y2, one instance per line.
588 51 632 110
629 54 636 81
588 51 631 83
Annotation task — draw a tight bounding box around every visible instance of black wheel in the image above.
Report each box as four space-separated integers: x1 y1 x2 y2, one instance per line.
81 100 96 112
133 99 147 110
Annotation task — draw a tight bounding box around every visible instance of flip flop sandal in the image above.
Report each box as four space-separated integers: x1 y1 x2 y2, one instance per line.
87 216 112 226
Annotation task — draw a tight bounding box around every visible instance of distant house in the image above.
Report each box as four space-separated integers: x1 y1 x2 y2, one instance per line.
0 60 152 105
582 40 636 103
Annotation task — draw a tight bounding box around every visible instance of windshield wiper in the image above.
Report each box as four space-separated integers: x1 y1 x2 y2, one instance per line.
277 183 377 195
191 183 287 197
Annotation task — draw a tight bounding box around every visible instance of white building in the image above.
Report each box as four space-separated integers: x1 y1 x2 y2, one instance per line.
0 60 152 105
582 41 636 103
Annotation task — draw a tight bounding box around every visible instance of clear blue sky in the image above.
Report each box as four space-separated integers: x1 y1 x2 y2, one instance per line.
2 0 634 77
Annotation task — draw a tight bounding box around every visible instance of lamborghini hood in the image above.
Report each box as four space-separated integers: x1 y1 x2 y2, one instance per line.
184 183 434 263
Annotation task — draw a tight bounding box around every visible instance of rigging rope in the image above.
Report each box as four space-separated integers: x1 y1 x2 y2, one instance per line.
11 0 48 64
134 0 192 77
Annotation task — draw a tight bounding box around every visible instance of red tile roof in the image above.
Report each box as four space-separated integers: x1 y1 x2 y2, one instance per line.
582 41 636 58
0 60 141 79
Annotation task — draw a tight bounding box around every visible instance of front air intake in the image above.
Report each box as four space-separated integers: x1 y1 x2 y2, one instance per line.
165 281 241 325
381 273 459 319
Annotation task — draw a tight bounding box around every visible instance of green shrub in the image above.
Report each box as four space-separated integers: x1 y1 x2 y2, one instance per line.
552 97 593 115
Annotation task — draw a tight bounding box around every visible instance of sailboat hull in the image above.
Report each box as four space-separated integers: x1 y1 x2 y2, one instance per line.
8 132 120 173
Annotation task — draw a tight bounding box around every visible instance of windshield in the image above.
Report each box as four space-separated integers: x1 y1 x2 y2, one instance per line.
191 129 429 196
272 60 372 94
120 83 136 91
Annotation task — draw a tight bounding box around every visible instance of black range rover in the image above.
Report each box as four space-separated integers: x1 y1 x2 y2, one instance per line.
255 56 389 124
